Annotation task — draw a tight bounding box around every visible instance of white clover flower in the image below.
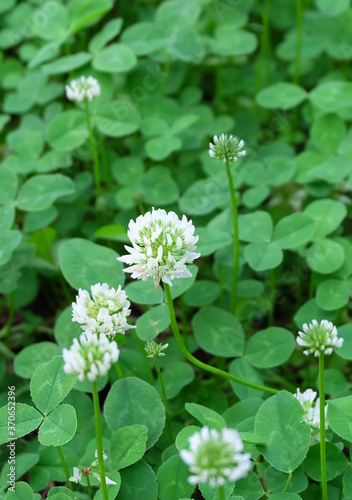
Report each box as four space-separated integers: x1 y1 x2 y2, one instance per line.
209 134 246 163
69 467 81 484
93 472 117 485
72 283 133 339
294 388 328 443
296 319 344 357
65 75 101 102
179 427 251 488
63 332 119 382
94 449 108 461
117 208 200 287
145 340 168 359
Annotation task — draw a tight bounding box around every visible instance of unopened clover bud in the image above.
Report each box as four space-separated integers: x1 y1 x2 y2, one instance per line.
145 340 169 359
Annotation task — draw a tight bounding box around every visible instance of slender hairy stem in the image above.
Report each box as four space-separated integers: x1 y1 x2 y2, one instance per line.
319 354 328 500
154 358 173 442
85 99 101 198
92 382 109 500
283 471 292 493
224 161 239 314
163 284 278 394
132 329 154 383
56 446 73 491
86 475 94 500
294 0 303 84
218 485 225 500
114 361 124 379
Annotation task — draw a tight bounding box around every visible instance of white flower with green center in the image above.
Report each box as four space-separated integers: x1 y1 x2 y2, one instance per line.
72 283 133 339
209 134 246 163
66 75 101 102
296 319 343 357
179 427 251 487
63 332 119 382
117 208 200 287
294 388 328 443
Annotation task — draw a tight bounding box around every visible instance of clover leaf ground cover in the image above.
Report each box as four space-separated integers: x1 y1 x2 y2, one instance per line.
1 1 352 499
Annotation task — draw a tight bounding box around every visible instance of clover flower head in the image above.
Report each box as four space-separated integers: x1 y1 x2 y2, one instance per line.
65 75 101 102
69 467 81 484
296 319 343 357
72 283 133 339
179 427 251 487
209 134 246 163
145 340 168 359
294 388 328 443
63 331 119 382
117 208 201 287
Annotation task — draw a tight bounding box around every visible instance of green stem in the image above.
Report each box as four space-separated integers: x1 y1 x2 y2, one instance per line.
294 0 303 84
309 271 315 299
283 471 292 493
0 341 15 359
256 0 271 90
163 283 278 395
6 293 15 335
56 446 73 491
132 329 154 383
114 361 124 379
225 160 239 315
218 485 225 500
319 354 328 500
160 57 171 96
269 269 275 327
100 139 112 190
85 99 101 198
92 382 109 500
154 358 173 442
86 475 94 500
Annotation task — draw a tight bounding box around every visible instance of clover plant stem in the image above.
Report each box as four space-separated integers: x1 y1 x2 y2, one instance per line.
269 269 275 327
225 160 239 315
294 0 303 84
132 329 155 383
219 486 225 500
100 139 112 190
256 0 271 90
114 361 124 379
85 99 101 198
283 471 292 493
319 354 328 500
92 381 109 500
154 358 173 442
86 475 94 500
5 292 15 335
163 283 278 394
56 446 73 491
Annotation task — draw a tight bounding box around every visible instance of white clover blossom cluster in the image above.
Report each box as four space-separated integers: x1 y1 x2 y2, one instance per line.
118 208 201 287
294 388 328 443
65 75 101 102
72 283 133 339
209 134 246 163
179 427 251 487
63 331 119 382
296 319 344 357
